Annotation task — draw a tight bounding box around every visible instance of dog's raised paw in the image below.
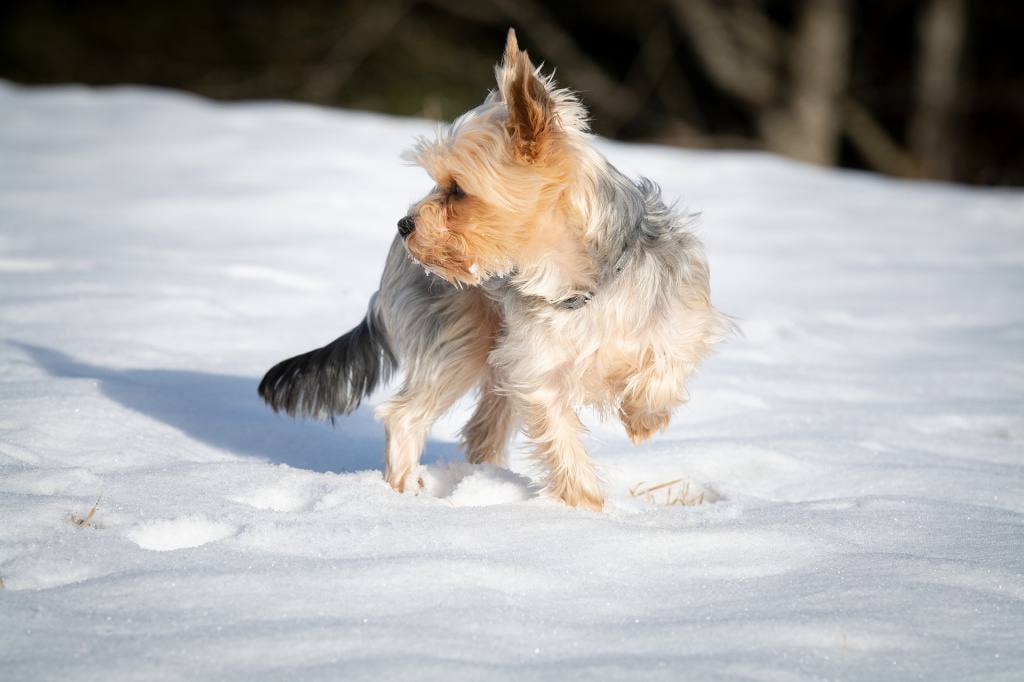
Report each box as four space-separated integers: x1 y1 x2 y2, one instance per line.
621 409 672 444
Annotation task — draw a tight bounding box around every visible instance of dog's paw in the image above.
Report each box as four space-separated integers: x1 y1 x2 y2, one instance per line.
385 469 425 495
621 409 671 444
566 487 605 512
547 469 605 512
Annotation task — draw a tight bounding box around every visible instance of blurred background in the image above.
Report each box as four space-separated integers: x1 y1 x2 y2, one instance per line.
1 0 1020 186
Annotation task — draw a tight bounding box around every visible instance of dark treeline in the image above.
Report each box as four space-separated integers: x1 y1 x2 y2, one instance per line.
2 0 1020 186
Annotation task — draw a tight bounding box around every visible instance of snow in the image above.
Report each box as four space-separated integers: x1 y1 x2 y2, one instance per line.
1 81 1022 680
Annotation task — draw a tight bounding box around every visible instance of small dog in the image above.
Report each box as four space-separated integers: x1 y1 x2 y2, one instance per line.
259 30 733 510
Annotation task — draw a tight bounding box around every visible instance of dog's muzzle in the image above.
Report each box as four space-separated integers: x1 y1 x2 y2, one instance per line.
397 216 416 238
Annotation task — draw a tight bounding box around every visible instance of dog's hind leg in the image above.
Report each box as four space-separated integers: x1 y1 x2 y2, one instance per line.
376 292 495 493
461 367 518 467
377 351 485 493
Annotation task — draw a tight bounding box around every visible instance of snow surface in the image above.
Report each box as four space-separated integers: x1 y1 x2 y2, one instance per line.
1 81 1022 681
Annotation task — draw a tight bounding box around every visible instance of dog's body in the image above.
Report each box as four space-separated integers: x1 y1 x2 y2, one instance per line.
259 31 732 510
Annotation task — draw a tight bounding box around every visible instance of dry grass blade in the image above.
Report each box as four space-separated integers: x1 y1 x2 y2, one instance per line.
70 494 103 528
630 479 707 507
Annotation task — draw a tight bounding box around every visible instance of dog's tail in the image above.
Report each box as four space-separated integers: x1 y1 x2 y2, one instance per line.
258 295 396 420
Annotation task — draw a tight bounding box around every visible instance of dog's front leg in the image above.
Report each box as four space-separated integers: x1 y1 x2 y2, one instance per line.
515 387 604 511
618 356 689 444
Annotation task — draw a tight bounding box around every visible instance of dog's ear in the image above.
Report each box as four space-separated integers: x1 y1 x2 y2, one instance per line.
495 28 555 163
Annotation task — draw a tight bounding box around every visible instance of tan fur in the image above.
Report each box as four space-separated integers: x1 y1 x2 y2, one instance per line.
382 30 732 510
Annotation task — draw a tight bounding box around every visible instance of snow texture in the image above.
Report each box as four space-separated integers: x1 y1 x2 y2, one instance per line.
1 82 1022 681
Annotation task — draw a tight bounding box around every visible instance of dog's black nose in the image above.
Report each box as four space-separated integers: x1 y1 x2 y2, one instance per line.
397 216 416 238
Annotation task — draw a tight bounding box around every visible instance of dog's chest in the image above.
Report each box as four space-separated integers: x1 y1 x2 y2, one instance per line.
502 300 657 401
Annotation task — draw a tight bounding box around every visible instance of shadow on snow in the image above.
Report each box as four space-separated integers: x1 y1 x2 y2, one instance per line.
11 341 461 474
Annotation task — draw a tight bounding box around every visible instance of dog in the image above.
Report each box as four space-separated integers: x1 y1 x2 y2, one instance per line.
259 30 733 510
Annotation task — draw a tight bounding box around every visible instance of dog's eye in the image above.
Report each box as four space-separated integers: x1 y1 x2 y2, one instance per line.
450 181 465 199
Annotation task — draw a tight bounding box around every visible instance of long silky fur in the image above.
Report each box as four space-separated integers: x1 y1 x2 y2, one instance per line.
257 301 396 421
258 30 733 510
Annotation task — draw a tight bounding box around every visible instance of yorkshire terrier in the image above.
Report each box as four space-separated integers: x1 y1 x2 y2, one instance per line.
259 30 733 510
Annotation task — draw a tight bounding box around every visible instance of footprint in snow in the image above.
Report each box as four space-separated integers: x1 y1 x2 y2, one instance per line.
126 516 237 551
420 462 538 507
230 486 314 512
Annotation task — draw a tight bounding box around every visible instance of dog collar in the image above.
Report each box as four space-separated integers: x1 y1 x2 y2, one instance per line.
553 224 641 310
554 292 593 310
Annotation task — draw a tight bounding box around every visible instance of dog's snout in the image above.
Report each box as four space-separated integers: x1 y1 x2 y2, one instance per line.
397 216 416 238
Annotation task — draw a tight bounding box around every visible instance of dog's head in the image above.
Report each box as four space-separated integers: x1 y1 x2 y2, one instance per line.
398 29 591 286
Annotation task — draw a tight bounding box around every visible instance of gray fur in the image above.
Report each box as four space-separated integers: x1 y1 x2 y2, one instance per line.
258 294 396 421
374 236 482 366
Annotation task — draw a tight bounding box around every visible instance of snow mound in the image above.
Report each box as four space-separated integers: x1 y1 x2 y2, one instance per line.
126 516 238 551
421 462 536 506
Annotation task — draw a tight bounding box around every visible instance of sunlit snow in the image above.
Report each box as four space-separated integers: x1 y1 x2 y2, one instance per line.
1 82 1022 681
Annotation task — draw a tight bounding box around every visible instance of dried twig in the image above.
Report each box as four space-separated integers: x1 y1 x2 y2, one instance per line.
630 479 706 506
70 494 103 528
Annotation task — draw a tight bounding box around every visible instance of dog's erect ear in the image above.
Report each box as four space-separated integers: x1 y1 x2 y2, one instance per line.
495 28 555 163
